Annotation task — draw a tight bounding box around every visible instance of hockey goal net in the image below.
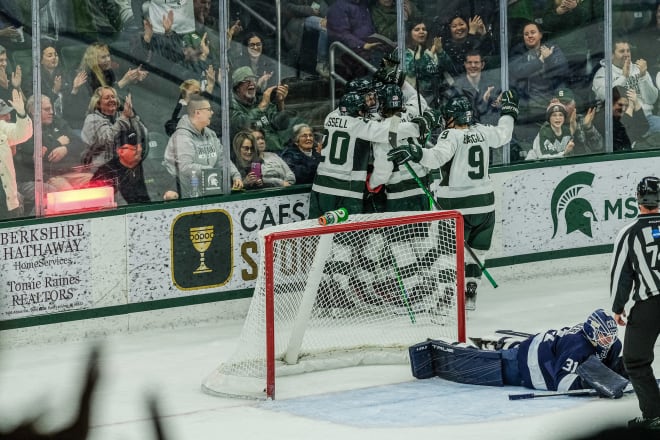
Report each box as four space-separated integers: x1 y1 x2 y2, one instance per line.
202 210 465 399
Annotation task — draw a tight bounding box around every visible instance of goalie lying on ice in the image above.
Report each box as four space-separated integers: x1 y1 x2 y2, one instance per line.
409 309 629 398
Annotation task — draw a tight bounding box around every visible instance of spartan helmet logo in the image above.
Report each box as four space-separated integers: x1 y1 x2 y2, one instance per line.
551 172 597 238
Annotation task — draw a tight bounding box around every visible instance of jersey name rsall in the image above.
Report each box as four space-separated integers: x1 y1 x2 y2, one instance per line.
326 117 349 128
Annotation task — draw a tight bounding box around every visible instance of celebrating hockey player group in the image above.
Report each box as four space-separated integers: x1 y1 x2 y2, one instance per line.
308 51 519 311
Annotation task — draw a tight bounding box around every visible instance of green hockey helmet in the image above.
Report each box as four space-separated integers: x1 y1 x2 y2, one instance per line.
345 78 373 95
442 96 474 126
338 92 368 117
377 83 403 114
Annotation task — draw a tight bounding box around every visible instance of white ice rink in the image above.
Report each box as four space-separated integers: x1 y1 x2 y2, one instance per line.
1 257 658 440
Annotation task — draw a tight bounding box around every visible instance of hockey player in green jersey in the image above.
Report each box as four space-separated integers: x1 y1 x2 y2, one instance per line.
368 83 432 212
309 89 423 218
387 91 519 310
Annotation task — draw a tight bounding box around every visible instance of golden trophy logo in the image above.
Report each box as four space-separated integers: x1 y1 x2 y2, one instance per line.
171 210 233 290
190 225 214 274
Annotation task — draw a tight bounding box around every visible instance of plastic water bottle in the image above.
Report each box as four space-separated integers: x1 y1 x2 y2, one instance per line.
318 208 349 225
191 170 201 198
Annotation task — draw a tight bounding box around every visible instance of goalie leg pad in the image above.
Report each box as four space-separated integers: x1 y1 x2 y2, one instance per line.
431 340 504 386
409 340 435 379
576 354 629 398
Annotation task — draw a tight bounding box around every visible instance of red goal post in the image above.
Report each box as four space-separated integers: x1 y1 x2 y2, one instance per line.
203 210 465 400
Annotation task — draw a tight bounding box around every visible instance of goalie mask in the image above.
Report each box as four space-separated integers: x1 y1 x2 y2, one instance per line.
582 309 618 359
442 96 474 127
636 176 660 208
338 92 368 117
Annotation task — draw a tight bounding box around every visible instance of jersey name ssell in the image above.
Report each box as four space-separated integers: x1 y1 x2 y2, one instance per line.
326 117 349 128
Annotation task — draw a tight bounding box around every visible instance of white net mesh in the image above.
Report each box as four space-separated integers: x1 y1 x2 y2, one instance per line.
202 211 464 399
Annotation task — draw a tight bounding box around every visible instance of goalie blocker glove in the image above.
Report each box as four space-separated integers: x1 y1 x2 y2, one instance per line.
387 142 423 165
500 90 519 121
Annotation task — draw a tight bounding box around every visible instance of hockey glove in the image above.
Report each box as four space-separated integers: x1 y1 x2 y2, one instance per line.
411 115 429 144
500 89 519 121
387 142 424 165
373 65 405 87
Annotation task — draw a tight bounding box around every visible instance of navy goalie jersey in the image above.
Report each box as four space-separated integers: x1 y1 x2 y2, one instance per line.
515 325 623 391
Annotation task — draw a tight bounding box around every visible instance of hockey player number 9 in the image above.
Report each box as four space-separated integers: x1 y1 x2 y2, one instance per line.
468 145 485 180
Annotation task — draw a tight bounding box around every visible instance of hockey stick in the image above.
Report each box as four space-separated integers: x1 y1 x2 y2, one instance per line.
402 162 498 288
495 330 534 338
508 379 660 401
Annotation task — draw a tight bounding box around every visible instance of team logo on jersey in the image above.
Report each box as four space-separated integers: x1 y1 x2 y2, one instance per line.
551 172 597 238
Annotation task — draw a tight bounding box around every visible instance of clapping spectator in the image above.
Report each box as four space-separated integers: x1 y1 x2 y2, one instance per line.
552 87 603 156
251 126 296 187
0 88 32 219
442 15 495 75
38 43 69 116
81 86 147 169
592 37 659 117
91 130 179 205
232 33 277 92
404 19 455 110
593 86 649 151
164 94 242 198
66 43 148 128
509 21 569 155
230 66 293 153
280 123 322 184
0 44 22 103
15 95 91 214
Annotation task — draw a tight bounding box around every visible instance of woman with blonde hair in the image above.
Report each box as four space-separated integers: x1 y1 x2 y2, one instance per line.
231 131 263 190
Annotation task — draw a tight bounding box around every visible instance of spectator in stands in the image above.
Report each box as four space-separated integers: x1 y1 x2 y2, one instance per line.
91 130 179 204
164 94 242 198
282 0 330 79
0 44 22 103
592 37 658 117
66 42 148 128
230 66 293 153
38 43 69 116
444 50 500 126
326 0 386 78
630 2 660 82
594 86 648 151
166 79 201 137
370 0 420 43
442 15 496 76
540 0 593 100
0 88 31 219
552 87 603 156
251 126 296 187
232 32 277 92
404 19 455 110
81 86 147 169
508 21 569 157
526 101 574 160
419 0 499 46
232 130 264 190
15 95 91 214
280 123 322 185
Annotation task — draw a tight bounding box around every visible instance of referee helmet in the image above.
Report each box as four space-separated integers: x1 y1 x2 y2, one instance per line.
637 176 660 208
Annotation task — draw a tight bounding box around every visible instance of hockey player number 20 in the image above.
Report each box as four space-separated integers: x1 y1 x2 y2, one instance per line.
327 131 350 165
467 145 484 180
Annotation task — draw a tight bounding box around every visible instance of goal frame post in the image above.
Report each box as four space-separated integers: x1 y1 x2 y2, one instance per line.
262 210 465 399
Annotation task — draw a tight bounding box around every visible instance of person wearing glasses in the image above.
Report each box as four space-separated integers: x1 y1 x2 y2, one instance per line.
280 123 321 185
91 130 179 205
231 131 263 190
232 32 277 92
229 66 293 153
164 94 242 198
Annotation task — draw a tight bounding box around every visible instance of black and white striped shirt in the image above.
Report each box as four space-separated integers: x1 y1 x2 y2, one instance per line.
610 213 660 314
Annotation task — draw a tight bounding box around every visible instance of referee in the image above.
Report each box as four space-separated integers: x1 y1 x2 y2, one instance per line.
610 176 660 430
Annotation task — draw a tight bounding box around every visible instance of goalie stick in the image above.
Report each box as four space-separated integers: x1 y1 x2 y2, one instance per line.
495 329 534 338
508 379 660 400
